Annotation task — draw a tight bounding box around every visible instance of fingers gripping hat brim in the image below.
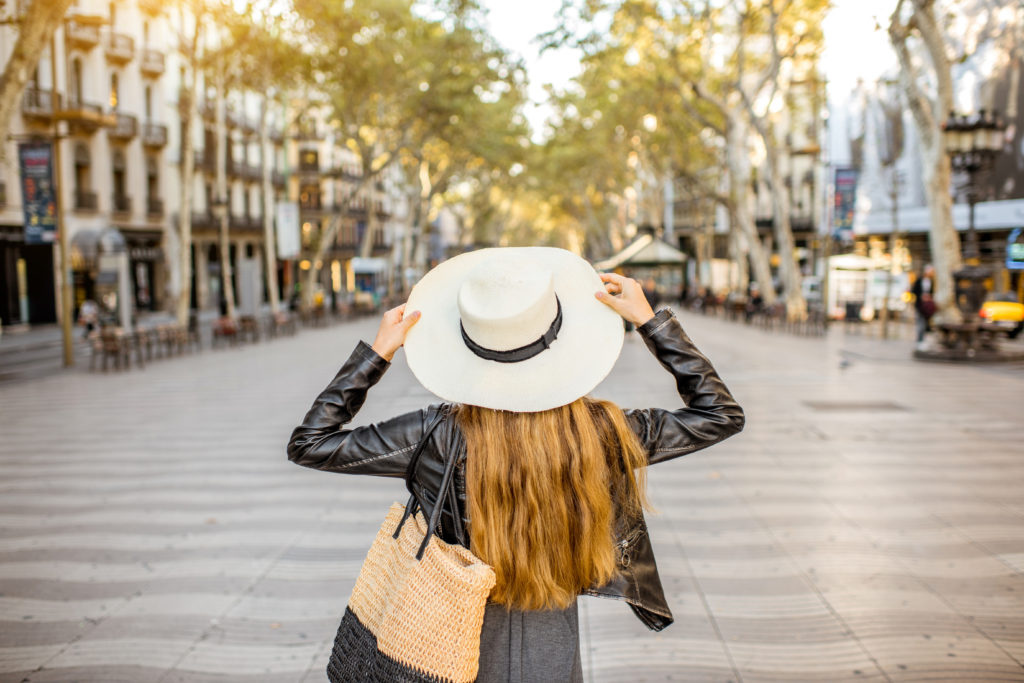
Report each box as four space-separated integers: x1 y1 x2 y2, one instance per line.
403 247 624 413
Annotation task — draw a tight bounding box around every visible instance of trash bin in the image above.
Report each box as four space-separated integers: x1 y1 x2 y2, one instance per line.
844 301 861 322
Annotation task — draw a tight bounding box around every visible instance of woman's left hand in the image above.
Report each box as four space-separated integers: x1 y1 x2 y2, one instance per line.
370 304 421 361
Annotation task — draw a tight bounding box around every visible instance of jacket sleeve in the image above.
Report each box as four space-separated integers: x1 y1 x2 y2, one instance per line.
625 308 745 465
286 340 434 477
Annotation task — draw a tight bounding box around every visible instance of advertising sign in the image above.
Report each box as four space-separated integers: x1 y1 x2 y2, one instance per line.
275 201 300 259
1007 227 1024 271
18 142 57 244
832 167 858 241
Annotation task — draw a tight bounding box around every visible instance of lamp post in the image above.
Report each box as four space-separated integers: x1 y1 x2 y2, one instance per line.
941 109 1005 318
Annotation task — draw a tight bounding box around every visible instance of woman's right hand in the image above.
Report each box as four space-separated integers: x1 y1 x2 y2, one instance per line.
595 273 656 326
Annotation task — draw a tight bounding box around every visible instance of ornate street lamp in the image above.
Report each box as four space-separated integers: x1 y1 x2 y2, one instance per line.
941 109 1006 318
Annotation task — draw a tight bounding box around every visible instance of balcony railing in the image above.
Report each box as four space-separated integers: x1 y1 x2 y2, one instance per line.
106 32 134 63
294 122 319 140
230 215 263 232
299 197 323 212
108 113 138 140
140 49 164 76
142 122 167 147
66 17 101 49
147 197 164 216
298 161 322 174
191 212 216 230
242 164 262 182
61 97 107 133
112 194 132 214
75 190 98 211
22 88 57 120
193 149 213 172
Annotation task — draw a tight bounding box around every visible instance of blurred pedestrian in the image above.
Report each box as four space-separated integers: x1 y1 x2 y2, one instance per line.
642 276 660 310
77 299 99 339
911 264 937 348
288 247 745 683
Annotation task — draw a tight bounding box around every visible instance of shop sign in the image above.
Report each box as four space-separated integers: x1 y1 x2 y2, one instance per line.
1008 227 1024 271
18 142 57 244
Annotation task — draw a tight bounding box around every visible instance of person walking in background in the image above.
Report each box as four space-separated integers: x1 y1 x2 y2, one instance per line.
77 299 99 339
911 264 937 349
642 275 661 310
287 247 744 682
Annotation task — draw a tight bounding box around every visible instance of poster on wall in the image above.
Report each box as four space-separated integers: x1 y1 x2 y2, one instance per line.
18 142 57 244
832 167 858 242
275 201 300 259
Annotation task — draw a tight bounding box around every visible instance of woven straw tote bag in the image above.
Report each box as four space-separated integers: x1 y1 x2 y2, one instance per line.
327 409 496 683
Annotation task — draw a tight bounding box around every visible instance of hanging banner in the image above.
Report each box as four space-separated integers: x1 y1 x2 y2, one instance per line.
18 142 57 244
832 167 858 241
275 200 300 259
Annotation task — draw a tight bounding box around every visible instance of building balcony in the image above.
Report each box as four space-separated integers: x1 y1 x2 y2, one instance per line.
108 112 137 140
75 190 98 211
191 212 216 230
147 197 164 217
237 115 258 136
106 32 134 63
298 161 322 175
299 198 323 213
141 121 167 147
242 164 262 182
112 194 131 214
59 97 109 133
193 149 214 172
347 198 369 216
22 88 57 121
272 170 286 187
230 215 263 232
65 15 102 49
140 49 165 76
293 122 319 140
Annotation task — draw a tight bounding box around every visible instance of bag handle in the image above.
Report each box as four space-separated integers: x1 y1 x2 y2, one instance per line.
393 405 463 560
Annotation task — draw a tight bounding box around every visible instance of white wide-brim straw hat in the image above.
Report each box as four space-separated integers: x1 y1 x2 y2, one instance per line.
404 247 624 412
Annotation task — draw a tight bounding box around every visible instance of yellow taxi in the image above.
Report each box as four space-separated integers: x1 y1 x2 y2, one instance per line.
980 298 1024 339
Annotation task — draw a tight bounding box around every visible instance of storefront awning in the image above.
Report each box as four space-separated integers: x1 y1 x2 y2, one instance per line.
592 233 687 271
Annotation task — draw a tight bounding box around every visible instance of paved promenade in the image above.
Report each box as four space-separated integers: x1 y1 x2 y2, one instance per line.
0 312 1022 682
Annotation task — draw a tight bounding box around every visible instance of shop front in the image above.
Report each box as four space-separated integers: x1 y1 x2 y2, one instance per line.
0 223 56 326
125 229 163 313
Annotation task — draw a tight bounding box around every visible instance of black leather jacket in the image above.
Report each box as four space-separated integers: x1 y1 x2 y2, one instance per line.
287 308 745 631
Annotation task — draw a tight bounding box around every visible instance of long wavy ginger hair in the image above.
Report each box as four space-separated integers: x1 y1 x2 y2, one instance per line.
454 397 650 610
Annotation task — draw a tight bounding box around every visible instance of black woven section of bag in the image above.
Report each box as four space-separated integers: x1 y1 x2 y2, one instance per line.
327 607 454 683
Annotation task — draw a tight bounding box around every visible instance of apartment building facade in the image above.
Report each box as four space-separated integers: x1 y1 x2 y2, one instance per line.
0 0 404 330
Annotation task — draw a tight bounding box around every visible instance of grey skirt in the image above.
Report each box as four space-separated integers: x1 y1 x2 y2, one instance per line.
476 599 584 683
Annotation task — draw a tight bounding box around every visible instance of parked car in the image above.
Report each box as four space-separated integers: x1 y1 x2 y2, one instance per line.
979 294 1024 339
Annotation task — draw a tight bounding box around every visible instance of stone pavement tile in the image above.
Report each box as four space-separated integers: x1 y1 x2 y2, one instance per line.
859 633 1024 679
12 665 178 682
0 644 65 675
172 640 320 677
0 577 250 601
726 639 885 680
714 613 853 643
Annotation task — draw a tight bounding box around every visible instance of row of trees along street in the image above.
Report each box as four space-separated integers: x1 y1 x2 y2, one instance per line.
1 0 1021 325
